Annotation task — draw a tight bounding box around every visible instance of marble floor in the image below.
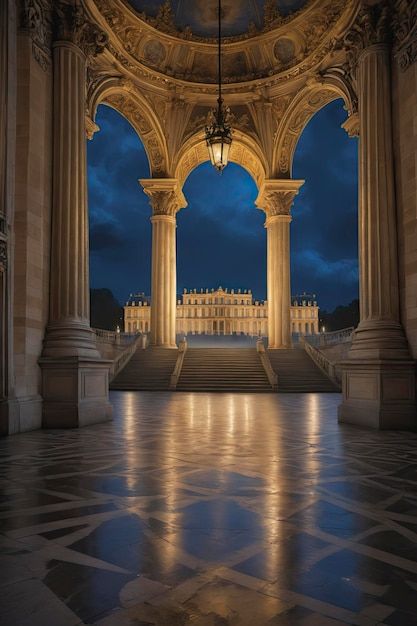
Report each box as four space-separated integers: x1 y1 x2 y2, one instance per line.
1 393 417 626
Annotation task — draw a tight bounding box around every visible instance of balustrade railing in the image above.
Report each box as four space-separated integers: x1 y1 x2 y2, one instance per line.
110 334 143 381
92 329 143 381
305 327 354 348
93 328 143 346
170 339 187 390
303 340 342 388
257 339 278 391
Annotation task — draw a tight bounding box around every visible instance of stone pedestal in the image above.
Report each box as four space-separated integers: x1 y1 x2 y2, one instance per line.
339 360 416 430
339 12 416 430
41 358 112 428
40 7 111 428
256 180 304 350
141 179 187 348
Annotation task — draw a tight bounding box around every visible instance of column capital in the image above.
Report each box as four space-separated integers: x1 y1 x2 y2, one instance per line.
344 1 391 69
255 179 304 219
53 1 108 58
140 179 187 217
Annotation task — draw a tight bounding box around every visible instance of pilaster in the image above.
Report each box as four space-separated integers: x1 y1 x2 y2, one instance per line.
256 179 304 350
140 179 187 348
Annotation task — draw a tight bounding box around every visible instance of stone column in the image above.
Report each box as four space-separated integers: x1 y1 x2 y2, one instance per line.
40 2 112 427
140 179 187 348
256 180 304 349
339 2 416 429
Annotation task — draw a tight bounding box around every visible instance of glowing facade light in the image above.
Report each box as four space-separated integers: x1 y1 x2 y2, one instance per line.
205 0 232 173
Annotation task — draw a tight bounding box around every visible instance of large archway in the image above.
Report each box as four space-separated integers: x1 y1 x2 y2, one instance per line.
291 98 359 334
87 104 152 332
176 161 266 340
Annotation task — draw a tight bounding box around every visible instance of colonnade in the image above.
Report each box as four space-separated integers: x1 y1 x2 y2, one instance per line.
140 177 301 351
19 0 415 431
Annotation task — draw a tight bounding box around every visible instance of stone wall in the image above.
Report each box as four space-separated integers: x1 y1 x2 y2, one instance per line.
393 59 417 358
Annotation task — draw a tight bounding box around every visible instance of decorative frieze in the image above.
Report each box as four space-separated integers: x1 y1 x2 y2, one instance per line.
393 0 417 71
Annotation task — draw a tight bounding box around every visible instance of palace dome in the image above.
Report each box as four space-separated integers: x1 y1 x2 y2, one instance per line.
125 0 309 39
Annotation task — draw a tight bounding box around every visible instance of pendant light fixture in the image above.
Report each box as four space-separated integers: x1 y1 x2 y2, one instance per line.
205 0 233 173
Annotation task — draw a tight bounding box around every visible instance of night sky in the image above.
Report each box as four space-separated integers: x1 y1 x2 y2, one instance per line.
87 99 358 311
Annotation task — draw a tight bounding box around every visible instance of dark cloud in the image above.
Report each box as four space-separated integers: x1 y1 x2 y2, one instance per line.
87 99 359 311
292 98 359 307
90 222 127 252
178 163 266 296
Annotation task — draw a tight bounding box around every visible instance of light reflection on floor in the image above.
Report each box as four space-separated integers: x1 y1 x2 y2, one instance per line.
1 391 417 625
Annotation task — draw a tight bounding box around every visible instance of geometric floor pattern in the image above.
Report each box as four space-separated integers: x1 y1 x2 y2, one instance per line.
1 391 417 625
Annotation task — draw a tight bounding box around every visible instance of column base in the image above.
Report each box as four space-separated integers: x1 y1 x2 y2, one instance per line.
42 321 101 359
40 357 113 428
268 343 292 350
348 320 411 360
0 395 43 435
338 359 416 430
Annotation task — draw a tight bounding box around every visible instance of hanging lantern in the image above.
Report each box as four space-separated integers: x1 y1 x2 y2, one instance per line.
205 0 232 173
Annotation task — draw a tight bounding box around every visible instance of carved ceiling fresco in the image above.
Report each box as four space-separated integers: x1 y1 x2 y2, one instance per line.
125 0 309 38
94 0 350 86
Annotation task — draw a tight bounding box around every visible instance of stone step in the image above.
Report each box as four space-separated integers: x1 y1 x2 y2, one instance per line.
110 347 178 391
268 349 339 393
177 347 272 392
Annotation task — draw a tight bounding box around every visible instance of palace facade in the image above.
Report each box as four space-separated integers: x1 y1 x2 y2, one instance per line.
124 288 319 337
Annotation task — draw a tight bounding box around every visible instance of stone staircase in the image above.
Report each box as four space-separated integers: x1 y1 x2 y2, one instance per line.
110 347 178 391
176 348 273 392
268 349 339 393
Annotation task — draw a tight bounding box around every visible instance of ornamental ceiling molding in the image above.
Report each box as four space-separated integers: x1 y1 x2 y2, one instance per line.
88 0 355 87
272 80 350 177
393 0 417 71
174 130 268 189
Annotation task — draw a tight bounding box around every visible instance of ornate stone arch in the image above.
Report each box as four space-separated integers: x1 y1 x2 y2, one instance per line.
174 129 268 190
272 76 357 178
87 76 169 177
